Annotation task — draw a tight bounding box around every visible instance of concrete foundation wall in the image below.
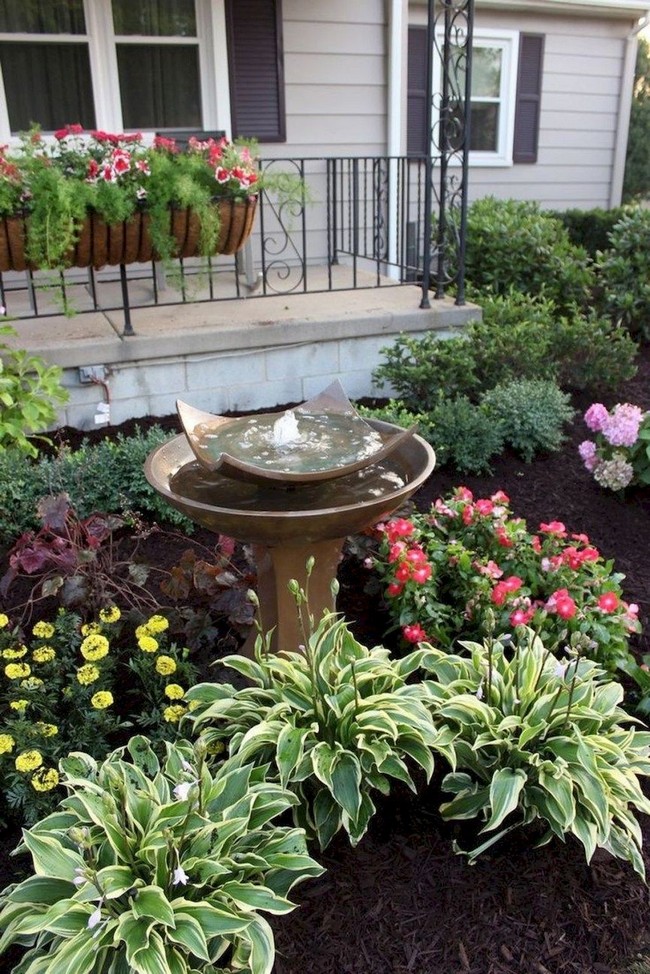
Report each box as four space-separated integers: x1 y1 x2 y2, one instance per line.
30 289 478 431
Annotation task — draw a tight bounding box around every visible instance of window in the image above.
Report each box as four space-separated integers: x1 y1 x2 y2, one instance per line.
408 27 542 167
0 0 95 132
0 0 286 142
440 30 520 167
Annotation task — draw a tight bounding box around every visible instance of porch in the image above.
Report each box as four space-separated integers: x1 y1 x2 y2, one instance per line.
3 154 479 430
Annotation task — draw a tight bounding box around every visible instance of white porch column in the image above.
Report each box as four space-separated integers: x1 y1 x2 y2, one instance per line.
387 0 408 278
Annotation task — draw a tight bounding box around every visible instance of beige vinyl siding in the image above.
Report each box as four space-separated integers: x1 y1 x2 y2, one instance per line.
466 10 629 209
261 0 388 159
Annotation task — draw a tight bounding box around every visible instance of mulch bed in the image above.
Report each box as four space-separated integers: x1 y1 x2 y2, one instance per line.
2 348 650 973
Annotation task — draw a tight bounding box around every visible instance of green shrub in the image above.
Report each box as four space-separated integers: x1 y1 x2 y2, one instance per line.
481 378 575 462
187 609 445 849
0 425 193 547
0 326 68 457
0 737 323 974
360 396 503 474
372 292 636 413
552 207 628 258
464 197 596 310
420 630 650 878
597 208 650 341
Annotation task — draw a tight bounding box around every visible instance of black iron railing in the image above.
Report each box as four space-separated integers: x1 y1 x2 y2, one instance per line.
0 153 466 335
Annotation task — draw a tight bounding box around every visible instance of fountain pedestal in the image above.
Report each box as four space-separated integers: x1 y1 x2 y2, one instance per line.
144 400 435 654
250 538 344 653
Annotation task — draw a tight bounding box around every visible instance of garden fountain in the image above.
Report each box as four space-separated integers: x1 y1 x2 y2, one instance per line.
144 381 435 652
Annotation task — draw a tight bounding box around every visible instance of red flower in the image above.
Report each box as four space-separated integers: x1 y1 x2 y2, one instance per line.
503 576 523 592
598 592 619 613
491 582 509 606
388 541 406 563
462 504 474 525
386 582 404 597
547 588 577 619
495 527 513 548
531 535 541 553
385 518 415 542
412 564 432 584
405 546 427 567
394 563 412 582
539 520 567 537
403 623 428 643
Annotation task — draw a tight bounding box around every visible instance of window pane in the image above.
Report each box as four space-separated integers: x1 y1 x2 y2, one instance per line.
0 42 95 132
470 103 499 151
0 0 86 34
112 0 196 36
472 48 502 99
117 45 201 129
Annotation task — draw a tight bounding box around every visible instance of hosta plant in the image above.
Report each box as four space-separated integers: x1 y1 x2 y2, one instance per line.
0 736 323 974
420 629 650 877
370 488 641 681
186 610 451 849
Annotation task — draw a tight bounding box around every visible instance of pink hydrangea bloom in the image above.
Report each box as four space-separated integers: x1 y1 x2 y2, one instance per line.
584 403 609 432
601 403 644 447
578 440 599 472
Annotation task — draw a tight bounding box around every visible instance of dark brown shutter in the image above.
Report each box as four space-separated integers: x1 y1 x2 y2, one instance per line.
513 34 544 163
226 0 286 142
407 26 427 156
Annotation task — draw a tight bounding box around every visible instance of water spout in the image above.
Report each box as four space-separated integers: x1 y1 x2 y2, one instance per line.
272 410 302 447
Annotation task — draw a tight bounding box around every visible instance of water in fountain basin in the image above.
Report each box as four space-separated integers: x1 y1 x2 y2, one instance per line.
170 456 407 512
195 412 385 473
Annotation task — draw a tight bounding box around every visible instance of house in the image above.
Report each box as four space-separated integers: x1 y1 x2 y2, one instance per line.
0 0 645 428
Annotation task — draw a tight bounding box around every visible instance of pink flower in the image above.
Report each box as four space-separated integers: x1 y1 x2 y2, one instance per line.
386 582 403 597
476 560 503 580
491 582 509 606
403 623 428 643
456 487 473 501
405 546 427 567
584 403 609 432
510 607 535 626
475 498 494 516
539 520 566 537
578 440 599 472
602 403 645 448
490 490 510 504
597 591 619 613
503 576 523 593
495 527 513 548
531 535 541 553
388 541 406 563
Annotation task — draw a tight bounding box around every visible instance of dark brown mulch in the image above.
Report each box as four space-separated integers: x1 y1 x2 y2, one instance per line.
2 348 650 973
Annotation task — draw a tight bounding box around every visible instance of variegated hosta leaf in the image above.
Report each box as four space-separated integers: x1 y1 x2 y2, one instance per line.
425 627 650 876
0 739 324 973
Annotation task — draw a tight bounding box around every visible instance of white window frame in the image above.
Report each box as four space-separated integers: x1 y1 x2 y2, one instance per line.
433 28 520 168
0 0 232 144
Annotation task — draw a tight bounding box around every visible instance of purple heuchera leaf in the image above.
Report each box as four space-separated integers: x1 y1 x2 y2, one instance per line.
36 493 71 534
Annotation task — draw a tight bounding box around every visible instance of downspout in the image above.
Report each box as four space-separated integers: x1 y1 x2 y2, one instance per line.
610 13 650 208
386 0 408 280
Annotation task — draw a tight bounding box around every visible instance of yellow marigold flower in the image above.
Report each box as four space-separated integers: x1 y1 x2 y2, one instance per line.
31 767 60 792
5 662 31 680
80 634 109 662
0 734 15 754
91 691 113 710
0 613 9 629
32 646 56 664
138 635 159 653
35 722 58 738
81 622 100 636
146 614 169 634
99 606 121 624
76 664 100 686
15 749 43 773
163 704 187 723
156 656 177 676
10 699 28 712
3 646 28 659
20 677 43 690
164 683 184 700
32 621 55 639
